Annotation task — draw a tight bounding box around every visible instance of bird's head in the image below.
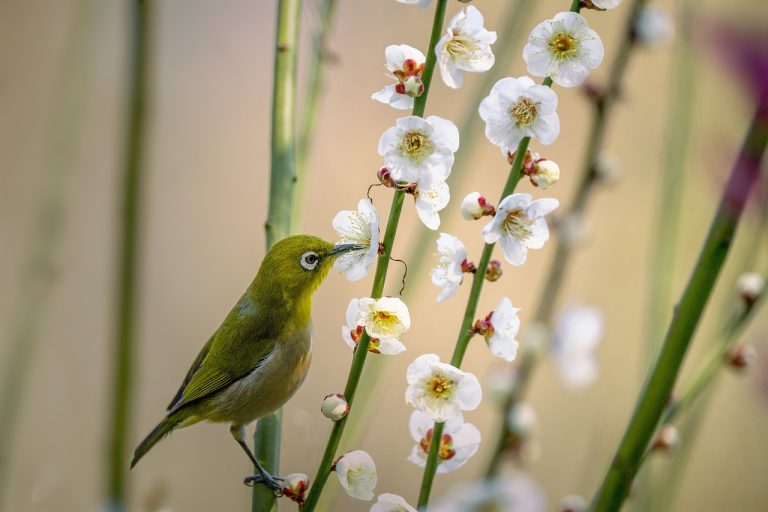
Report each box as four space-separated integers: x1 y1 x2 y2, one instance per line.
254 235 364 304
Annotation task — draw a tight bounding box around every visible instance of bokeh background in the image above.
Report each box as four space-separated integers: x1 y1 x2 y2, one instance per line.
1 0 767 511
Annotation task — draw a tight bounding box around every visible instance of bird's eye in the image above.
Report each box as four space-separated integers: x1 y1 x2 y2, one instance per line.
300 251 320 270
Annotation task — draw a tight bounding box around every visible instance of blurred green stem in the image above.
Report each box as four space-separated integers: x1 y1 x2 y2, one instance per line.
589 106 768 511
646 0 696 356
253 0 302 510
302 2 448 510
486 0 649 477
292 0 338 232
107 1 151 510
0 3 96 509
418 143 529 508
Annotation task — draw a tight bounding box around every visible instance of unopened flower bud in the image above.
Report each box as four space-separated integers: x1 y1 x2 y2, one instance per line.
651 424 680 454
633 6 673 46
559 494 587 512
737 272 764 306
727 344 757 371
321 393 349 421
506 403 537 438
594 152 621 184
530 159 560 189
485 260 503 282
559 213 589 247
461 192 484 220
402 75 424 98
461 192 494 220
282 473 309 503
377 167 393 187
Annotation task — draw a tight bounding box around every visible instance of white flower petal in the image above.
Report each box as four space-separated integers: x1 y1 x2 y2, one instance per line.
371 493 418 512
335 450 377 501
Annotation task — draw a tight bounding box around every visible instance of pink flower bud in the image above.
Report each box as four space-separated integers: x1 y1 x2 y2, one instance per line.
485 260 503 282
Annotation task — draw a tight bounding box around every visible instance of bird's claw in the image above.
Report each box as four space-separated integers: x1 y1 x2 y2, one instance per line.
244 473 284 496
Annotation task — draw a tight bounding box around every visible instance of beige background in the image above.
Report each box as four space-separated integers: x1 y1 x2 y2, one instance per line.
1 0 767 510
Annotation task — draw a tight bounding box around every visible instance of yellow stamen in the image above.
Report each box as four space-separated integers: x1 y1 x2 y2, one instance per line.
398 131 434 164
502 207 534 240
548 32 578 61
510 98 538 128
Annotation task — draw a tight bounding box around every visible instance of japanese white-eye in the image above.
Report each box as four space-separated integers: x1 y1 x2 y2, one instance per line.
131 235 362 490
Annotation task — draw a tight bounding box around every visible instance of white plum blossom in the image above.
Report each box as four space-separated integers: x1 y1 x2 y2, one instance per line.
378 115 460 184
333 199 380 281
353 297 411 341
414 178 450 230
430 233 468 302
482 193 559 266
405 354 482 422
371 493 418 512
479 77 560 156
335 450 377 501
342 298 406 355
397 0 431 8
634 6 674 46
430 473 547 512
486 298 521 361
523 12 604 88
372 45 426 110
436 6 497 89
552 305 603 389
408 410 481 473
591 0 623 9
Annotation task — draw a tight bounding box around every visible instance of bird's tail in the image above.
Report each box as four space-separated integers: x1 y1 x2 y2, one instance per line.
130 413 183 469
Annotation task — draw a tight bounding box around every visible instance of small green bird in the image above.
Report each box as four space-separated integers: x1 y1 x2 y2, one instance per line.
131 235 361 491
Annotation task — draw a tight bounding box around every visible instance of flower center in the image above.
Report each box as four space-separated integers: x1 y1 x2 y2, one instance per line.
420 430 457 461
444 31 478 61
510 98 539 128
548 32 578 60
502 207 534 240
371 310 400 337
426 373 454 399
398 131 434 164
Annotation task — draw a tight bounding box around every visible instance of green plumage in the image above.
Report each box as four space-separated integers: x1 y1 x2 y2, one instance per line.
131 235 356 470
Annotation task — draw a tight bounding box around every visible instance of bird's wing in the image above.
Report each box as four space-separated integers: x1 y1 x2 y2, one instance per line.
166 295 279 415
167 335 214 411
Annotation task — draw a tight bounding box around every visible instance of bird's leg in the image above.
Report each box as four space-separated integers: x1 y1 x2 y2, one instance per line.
229 424 284 494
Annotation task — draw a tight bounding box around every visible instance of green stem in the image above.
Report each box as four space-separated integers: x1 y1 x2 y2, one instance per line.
486 0 650 477
327 6 536 494
107 1 151 509
302 193 406 511
417 142 528 509
292 0 338 232
0 2 96 508
253 0 302 510
589 107 768 511
302 3 449 509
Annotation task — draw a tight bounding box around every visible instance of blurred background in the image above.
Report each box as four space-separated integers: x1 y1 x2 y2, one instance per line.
1 0 767 510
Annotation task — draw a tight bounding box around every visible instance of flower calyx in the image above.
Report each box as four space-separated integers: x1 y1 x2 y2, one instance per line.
281 473 310 505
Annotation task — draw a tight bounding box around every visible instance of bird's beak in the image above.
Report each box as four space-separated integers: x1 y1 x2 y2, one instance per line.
329 243 365 256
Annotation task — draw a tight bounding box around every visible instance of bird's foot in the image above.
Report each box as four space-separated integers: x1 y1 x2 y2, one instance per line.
244 473 284 495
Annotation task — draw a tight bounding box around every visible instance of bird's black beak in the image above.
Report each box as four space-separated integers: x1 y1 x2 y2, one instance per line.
329 243 365 256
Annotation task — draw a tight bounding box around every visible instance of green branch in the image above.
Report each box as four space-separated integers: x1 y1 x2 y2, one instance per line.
107 1 151 509
253 0 302 510
301 2 449 509
588 107 768 511
486 0 650 477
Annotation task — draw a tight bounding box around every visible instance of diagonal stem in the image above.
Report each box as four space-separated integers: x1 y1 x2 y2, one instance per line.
589 106 768 511
301 2 448 510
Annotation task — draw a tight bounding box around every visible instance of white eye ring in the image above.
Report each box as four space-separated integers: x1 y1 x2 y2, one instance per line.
300 251 320 270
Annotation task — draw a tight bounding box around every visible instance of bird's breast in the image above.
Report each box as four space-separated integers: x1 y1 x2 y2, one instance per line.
205 326 312 425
